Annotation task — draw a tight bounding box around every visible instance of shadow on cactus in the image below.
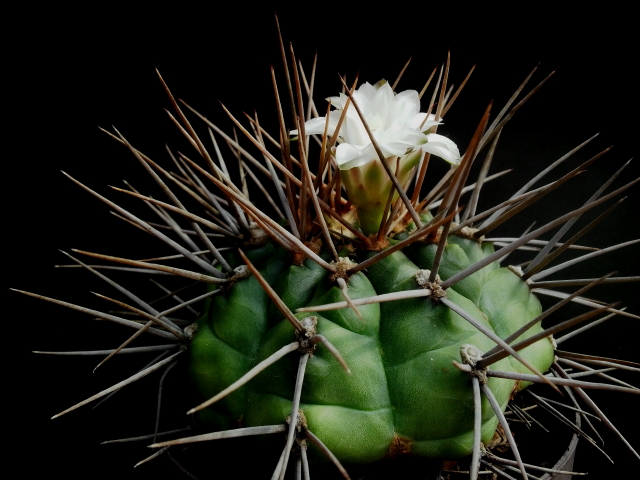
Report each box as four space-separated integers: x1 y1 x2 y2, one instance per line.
22 19 639 480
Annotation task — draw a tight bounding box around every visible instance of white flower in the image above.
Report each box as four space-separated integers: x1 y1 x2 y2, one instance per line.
293 80 460 169
291 80 462 234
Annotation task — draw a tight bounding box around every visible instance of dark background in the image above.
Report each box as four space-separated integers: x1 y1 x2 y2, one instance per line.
11 4 638 479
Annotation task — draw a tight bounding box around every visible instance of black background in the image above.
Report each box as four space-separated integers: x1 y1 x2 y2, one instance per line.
10 3 638 479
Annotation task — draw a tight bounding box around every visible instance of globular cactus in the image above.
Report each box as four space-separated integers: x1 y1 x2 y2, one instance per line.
17 13 639 480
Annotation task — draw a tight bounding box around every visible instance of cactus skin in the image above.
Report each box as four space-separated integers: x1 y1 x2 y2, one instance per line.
188 233 554 463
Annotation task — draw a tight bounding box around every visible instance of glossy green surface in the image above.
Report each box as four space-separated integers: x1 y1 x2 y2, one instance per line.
188 236 554 462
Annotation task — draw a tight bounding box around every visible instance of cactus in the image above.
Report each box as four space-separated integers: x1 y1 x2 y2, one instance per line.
17 13 639 480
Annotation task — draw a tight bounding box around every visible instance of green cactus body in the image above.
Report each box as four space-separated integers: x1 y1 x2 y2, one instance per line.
188 234 554 463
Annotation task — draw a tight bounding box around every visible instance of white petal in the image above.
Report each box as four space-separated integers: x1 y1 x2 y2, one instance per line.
327 93 349 111
369 83 394 123
291 111 341 136
422 134 461 165
426 133 459 151
388 90 420 128
378 128 427 156
407 112 441 132
335 143 377 170
352 89 374 117
357 82 378 101
342 110 369 146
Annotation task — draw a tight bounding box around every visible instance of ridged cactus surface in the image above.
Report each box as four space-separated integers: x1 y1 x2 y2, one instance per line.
189 235 554 462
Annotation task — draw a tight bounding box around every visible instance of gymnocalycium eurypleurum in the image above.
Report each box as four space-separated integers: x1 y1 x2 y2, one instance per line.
24 25 639 480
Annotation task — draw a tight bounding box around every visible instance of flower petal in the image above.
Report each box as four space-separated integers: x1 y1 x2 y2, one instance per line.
357 82 378 101
341 109 370 146
369 83 393 124
426 133 460 151
387 90 420 129
407 112 441 132
377 128 427 157
327 93 348 110
423 133 461 164
336 143 377 170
